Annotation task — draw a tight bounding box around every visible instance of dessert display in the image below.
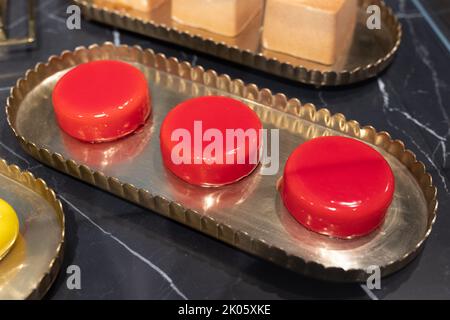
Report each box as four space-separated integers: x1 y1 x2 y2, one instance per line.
52 60 151 143
280 136 395 239
7 44 434 282
171 0 265 37
77 0 402 86
99 0 167 12
160 96 263 186
262 0 358 65
0 198 19 260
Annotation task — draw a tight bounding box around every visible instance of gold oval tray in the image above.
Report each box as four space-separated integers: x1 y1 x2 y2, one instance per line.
74 0 401 87
0 159 65 299
6 43 436 282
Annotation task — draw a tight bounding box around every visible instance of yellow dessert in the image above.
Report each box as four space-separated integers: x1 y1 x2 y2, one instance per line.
0 198 19 260
171 0 264 37
262 0 358 65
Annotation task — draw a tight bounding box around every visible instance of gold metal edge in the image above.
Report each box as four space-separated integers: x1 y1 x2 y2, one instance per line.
5 43 436 282
73 0 402 87
0 158 65 299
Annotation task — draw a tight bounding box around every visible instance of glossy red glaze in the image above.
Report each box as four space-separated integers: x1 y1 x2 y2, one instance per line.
52 60 150 143
281 136 395 239
160 96 262 186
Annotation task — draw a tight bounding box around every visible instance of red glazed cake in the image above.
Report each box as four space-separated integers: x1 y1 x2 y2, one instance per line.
280 136 395 239
160 96 263 187
52 60 150 143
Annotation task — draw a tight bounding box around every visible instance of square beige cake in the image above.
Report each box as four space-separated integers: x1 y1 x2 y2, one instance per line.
171 0 264 37
100 0 166 12
262 0 358 65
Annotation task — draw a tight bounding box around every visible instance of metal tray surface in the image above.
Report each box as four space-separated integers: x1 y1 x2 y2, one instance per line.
0 159 65 300
6 44 437 282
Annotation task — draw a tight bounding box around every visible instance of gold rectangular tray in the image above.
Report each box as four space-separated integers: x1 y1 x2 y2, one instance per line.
6 43 436 282
74 0 402 86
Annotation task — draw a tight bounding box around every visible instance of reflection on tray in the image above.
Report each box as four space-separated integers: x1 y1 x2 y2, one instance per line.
0 235 26 285
62 118 154 169
165 165 261 213
276 193 376 251
8 44 434 281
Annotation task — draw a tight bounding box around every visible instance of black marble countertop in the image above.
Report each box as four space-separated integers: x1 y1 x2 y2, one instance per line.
0 0 449 300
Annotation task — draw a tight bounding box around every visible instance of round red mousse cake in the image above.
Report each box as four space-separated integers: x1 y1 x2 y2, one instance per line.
160 96 263 186
281 136 395 239
52 60 150 143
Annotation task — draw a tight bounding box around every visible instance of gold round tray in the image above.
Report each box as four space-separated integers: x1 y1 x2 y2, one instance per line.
76 0 402 86
0 159 65 299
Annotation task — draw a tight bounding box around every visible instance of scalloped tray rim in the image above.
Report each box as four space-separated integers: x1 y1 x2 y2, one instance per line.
0 158 65 299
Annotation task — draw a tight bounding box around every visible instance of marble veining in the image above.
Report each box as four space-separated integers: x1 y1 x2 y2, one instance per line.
113 29 121 46
60 195 188 300
377 78 449 190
